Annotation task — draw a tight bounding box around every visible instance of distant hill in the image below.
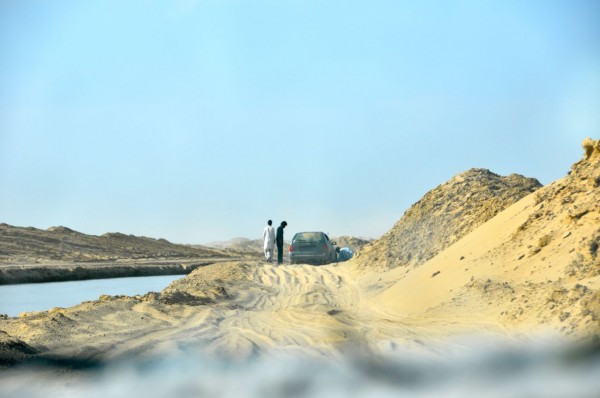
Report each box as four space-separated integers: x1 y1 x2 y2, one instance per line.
358 168 542 269
332 236 372 251
206 235 372 255
205 237 263 253
0 224 229 263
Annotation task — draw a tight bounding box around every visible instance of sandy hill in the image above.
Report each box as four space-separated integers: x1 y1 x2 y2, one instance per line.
361 137 600 338
357 169 542 268
1 139 598 370
0 224 227 263
332 236 372 251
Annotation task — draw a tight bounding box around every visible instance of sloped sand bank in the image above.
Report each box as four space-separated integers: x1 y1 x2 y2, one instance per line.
1 139 599 397
0 258 237 284
1 257 599 398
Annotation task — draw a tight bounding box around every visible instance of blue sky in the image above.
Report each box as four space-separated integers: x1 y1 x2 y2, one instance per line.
1 0 599 244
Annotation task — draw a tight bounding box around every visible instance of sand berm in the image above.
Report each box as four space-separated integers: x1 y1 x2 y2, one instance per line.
1 138 599 365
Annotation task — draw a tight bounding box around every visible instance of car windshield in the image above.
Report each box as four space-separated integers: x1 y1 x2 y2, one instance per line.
294 232 323 243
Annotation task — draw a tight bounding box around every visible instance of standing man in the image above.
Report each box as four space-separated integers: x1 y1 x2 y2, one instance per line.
263 220 276 262
276 221 287 265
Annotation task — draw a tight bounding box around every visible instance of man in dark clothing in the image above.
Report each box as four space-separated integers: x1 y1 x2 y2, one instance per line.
276 221 287 265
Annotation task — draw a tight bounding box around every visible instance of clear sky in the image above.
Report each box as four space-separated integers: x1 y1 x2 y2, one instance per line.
1 0 599 244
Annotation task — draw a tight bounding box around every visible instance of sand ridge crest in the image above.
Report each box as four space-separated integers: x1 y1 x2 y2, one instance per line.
355 168 542 269
1 139 599 366
368 138 600 339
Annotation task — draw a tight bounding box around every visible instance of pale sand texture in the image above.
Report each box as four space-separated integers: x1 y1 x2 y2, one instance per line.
1 261 507 364
359 191 598 336
357 140 600 338
1 139 599 365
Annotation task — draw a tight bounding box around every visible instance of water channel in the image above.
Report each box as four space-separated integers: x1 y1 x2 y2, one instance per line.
0 274 183 317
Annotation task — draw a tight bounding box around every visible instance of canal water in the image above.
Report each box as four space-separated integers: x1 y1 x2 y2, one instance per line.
0 274 183 317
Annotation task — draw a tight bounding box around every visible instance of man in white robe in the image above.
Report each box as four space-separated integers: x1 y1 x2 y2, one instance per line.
263 220 276 262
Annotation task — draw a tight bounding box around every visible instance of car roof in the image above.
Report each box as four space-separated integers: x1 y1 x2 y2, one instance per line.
293 231 325 238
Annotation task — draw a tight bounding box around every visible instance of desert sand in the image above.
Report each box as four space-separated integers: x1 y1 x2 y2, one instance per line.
0 140 599 393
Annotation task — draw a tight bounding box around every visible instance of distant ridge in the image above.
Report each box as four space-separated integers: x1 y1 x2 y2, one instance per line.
205 237 262 253
0 224 227 263
206 235 372 254
332 236 372 251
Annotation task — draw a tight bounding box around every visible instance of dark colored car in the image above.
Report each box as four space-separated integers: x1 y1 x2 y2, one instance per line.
289 232 337 265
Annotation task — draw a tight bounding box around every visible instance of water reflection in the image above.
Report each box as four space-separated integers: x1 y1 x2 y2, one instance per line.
0 275 183 316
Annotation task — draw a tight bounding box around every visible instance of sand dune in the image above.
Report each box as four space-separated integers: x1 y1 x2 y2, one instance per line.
1 261 484 364
1 139 599 368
